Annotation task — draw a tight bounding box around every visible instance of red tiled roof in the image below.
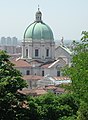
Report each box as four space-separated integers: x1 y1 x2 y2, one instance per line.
34 89 47 96
18 86 65 96
18 87 47 96
29 60 43 64
54 77 70 81
54 87 65 93
41 63 53 68
23 75 43 81
11 59 32 68
44 85 57 90
17 89 32 95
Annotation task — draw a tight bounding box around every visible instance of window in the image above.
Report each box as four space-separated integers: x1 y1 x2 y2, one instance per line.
46 49 49 57
26 70 30 75
26 49 28 57
35 49 38 57
42 70 44 76
57 71 60 76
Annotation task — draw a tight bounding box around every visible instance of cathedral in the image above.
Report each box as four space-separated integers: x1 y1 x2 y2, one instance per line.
22 7 55 61
11 8 72 89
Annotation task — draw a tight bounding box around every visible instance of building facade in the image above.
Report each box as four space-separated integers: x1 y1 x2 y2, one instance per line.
11 8 72 89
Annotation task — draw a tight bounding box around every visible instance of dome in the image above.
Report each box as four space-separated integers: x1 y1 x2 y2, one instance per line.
36 10 42 15
24 8 54 41
24 22 54 41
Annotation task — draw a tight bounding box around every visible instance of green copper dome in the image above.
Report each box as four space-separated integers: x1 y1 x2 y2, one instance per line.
24 8 54 41
24 22 54 41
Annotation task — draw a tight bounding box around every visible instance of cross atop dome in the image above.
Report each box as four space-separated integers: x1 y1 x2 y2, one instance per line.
35 5 42 22
38 5 40 11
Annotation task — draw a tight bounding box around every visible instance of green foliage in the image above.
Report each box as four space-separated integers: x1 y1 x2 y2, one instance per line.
0 31 88 119
0 51 28 120
59 115 76 120
77 101 88 120
62 31 88 120
81 31 88 42
27 93 79 120
63 31 88 102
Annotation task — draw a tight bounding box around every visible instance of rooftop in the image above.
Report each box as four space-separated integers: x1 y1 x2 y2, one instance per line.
23 75 43 81
11 59 32 68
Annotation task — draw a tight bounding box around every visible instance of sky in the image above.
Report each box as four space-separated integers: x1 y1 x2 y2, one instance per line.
0 0 88 41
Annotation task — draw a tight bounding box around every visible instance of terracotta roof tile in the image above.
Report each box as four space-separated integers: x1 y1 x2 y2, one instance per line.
18 87 47 96
41 62 53 68
44 85 57 90
34 89 47 96
54 87 65 93
29 60 43 64
23 75 43 81
11 59 32 68
54 77 70 81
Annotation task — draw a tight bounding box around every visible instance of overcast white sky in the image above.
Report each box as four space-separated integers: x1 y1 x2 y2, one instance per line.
0 0 88 41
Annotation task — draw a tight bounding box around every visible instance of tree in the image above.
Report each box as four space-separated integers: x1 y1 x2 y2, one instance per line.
27 93 79 120
77 101 88 120
63 31 88 102
0 51 28 120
